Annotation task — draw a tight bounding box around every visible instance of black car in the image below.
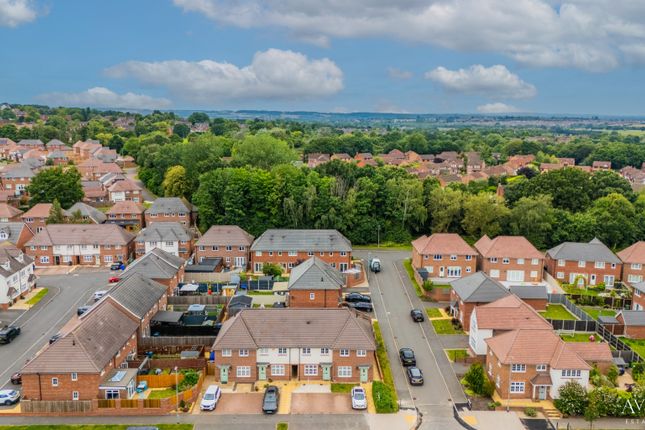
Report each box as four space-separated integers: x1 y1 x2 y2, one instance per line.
399 347 416 366
407 367 424 386
110 262 124 270
77 305 92 316
49 333 62 344
10 372 21 385
410 309 425 322
273 301 286 308
349 302 373 312
344 293 371 303
0 326 20 344
262 385 279 414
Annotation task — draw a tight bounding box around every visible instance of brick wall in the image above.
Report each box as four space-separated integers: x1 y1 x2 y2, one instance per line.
622 263 645 285
486 351 543 400
412 250 476 278
288 289 341 308
22 373 101 401
331 350 375 382
251 251 352 274
545 257 622 285
195 246 249 269
144 213 191 226
478 257 544 282
522 298 547 311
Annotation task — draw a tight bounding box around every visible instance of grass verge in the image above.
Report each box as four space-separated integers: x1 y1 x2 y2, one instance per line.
277 423 288 430
26 288 48 306
0 426 193 430
402 259 423 298
431 318 465 335
426 308 443 318
354 242 412 251
538 304 577 320
246 290 275 295
331 383 356 393
445 349 469 362
372 321 399 413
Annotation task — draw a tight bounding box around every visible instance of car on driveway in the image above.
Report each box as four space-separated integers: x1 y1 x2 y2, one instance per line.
0 389 20 405
410 309 425 322
344 292 371 303
399 347 416 366
351 386 367 410
200 384 221 411
406 367 424 386
0 326 20 344
262 385 280 414
110 262 124 271
77 305 92 316
348 302 373 312
10 372 21 385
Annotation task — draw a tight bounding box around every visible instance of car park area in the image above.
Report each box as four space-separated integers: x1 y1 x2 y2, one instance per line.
291 393 359 414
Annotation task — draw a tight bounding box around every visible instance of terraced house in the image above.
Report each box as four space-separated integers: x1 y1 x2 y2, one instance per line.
212 309 376 383
545 238 622 287
250 229 352 273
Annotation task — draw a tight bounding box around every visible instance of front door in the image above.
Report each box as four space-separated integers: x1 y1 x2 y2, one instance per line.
220 366 229 384
439 266 445 277
235 256 246 268
359 366 368 383
258 364 267 381
322 365 331 381
538 386 547 400
590 274 596 286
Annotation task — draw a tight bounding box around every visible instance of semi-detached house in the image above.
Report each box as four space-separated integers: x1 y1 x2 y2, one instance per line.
0 244 35 310
135 222 193 260
474 235 545 284
212 308 376 384
411 233 477 280
545 238 621 287
617 241 645 287
287 257 344 308
195 225 254 269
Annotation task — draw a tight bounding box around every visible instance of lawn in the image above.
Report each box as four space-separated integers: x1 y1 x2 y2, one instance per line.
354 242 412 251
277 424 289 430
432 318 465 335
562 285 601 297
147 388 178 399
426 308 443 318
0 427 192 430
26 288 48 305
445 349 468 362
403 259 424 297
538 304 577 320
330 383 357 393
560 333 603 342
622 338 645 359
246 290 275 295
581 306 617 320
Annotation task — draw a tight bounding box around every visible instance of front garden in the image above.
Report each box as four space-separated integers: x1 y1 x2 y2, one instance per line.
431 318 465 335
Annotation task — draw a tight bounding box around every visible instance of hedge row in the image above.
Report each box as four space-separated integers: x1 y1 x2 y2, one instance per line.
372 321 399 413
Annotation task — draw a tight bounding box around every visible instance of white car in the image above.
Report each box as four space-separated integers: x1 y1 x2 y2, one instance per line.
351 386 367 410
93 290 108 301
200 385 222 411
0 389 20 406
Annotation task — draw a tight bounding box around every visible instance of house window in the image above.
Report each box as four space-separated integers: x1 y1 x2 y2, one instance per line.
495 375 500 388
557 272 565 279
277 251 282 256
72 391 79 400
340 251 347 256
502 258 510 264
490 269 500 278
212 246 219 251
595 261 605 269
604 275 615 287
308 251 314 256
165 241 174 246
488 363 492 375
611 263 616 269
40 256 50 264
255 251 262 256
71 372 78 381
466 255 472 261
340 349 350 357
52 378 59 387
536 364 547 371
433 255 442 261
199 246 205 251
321 347 330 355
278 347 287 355
84 255 93 262
288 251 297 256
530 271 538 278
302 348 311 355
329 252 334 256
510 382 525 393
40 245 48 250
531 258 539 265
632 263 642 270
320 252 324 256
30 246 36 251
517 258 525 265
269 251 274 256
578 260 586 267
304 364 318 376
340 263 348 271
511 364 526 373
239 349 249 357
357 349 367 357
466 267 472 273
236 366 251 378
221 349 232 357
309 292 315 301
628 275 643 283
271 365 285 376
105 389 120 399
635 289 642 297
226 245 232 251
490 257 498 263
104 255 113 263
558 259 565 267
561 369 582 377
258 348 269 355
239 246 245 251
337 366 352 378
450 255 457 261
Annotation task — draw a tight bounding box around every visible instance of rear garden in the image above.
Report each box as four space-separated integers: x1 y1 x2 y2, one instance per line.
538 304 577 320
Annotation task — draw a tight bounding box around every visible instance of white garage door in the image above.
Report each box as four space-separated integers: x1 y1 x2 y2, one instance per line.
507 270 525 282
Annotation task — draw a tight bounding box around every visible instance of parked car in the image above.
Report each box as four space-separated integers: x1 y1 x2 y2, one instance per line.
406 367 424 386
49 333 62 344
349 302 373 312
262 385 280 414
369 258 381 273
200 384 221 411
410 309 425 322
108 276 120 283
0 389 20 406
110 262 125 271
351 386 367 410
273 301 286 308
399 347 416 366
10 372 21 385
94 290 108 300
344 293 371 303
136 380 148 393
77 305 92 316
0 326 20 344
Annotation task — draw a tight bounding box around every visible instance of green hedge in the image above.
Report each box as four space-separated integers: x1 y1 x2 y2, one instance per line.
372 321 399 413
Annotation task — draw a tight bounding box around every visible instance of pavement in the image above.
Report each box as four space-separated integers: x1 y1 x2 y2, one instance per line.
356 249 467 430
0 271 112 393
124 167 157 202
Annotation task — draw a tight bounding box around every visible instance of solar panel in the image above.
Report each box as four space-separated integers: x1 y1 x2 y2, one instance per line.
110 370 127 382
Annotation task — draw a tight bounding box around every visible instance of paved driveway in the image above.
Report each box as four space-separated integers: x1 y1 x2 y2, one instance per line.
355 250 465 430
214 393 263 414
290 393 358 414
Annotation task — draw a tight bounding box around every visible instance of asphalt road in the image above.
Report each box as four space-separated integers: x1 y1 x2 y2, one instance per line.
0 271 112 391
356 249 466 430
124 167 156 202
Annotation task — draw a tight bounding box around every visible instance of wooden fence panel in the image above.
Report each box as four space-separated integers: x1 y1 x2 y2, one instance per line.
138 373 184 388
22 400 93 413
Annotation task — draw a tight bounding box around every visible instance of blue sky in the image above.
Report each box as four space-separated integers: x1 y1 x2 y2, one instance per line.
1 0 645 115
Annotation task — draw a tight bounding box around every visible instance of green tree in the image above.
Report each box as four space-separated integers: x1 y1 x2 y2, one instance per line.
172 123 191 138
28 167 83 208
427 187 464 233
162 165 189 198
232 134 297 170
461 193 510 238
584 397 600 428
46 199 65 224
507 195 555 249
187 112 209 124
587 193 637 249
554 381 588 416
262 263 283 277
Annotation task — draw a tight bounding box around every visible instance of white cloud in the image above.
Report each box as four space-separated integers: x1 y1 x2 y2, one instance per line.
0 0 36 27
425 65 537 99
172 0 645 71
105 49 343 103
387 67 413 80
38 87 171 110
476 102 520 114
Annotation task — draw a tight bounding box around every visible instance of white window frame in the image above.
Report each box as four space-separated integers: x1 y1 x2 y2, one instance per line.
40 256 50 264
450 255 457 261
517 258 525 265
466 255 472 261
236 366 251 378
337 366 352 378
531 258 539 265
510 382 525 393
357 349 367 357
302 347 311 355
71 372 78 381
72 391 79 400
239 349 249 357
578 260 586 268
321 347 330 355
309 292 315 300
557 272 565 279
278 347 287 356
258 348 269 356
221 349 232 357
304 364 318 376
536 364 547 371
632 263 643 270
502 258 510 264
595 261 605 269
433 254 442 261
558 259 565 267
490 257 498 263
271 364 285 376
340 349 350 357
52 378 59 387
511 364 526 373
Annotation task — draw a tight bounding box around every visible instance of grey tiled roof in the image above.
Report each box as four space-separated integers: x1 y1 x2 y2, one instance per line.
288 257 344 291
106 273 167 319
509 285 548 300
67 202 107 224
450 271 510 303
122 248 184 280
0 222 30 246
632 281 645 294
213 308 375 350
1 163 34 179
619 310 645 326
251 229 351 252
135 222 192 243
26 224 134 246
146 197 191 215
547 238 621 264
18 139 44 147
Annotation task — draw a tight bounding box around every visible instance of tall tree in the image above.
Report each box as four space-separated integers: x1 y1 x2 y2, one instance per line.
508 195 555 249
162 165 189 198
28 167 83 208
462 193 510 238
231 134 297 170
46 199 65 224
427 187 464 233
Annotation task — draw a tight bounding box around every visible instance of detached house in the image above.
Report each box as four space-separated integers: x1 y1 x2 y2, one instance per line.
211 308 376 384
618 241 645 286
545 238 622 287
450 271 510 328
108 179 142 203
144 197 194 226
251 229 352 273
135 222 194 260
0 163 35 196
411 233 477 279
195 225 254 269
287 257 344 308
121 248 185 294
21 203 67 234
0 244 35 310
474 235 544 284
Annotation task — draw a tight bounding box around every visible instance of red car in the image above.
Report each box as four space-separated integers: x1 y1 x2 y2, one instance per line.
108 277 120 283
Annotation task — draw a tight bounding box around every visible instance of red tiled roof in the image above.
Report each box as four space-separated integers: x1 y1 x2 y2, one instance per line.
474 235 543 259
474 295 552 330
618 242 645 264
412 233 476 256
106 200 145 214
0 203 22 219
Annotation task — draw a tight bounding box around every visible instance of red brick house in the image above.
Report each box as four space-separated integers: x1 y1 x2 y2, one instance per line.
108 179 142 203
545 238 622 287
77 158 122 180
411 233 477 279
72 140 102 160
144 197 194 226
195 225 254 269
0 163 35 196
616 310 645 338
474 235 544 283
450 271 510 329
0 221 35 249
0 203 22 222
287 257 344 308
106 201 146 231
134 222 194 260
250 229 352 274
121 248 185 295
21 203 67 234
618 241 645 286
592 161 612 171
25 224 135 267
211 309 376 384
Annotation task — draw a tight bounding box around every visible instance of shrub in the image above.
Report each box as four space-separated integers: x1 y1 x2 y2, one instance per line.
177 370 199 391
633 362 645 380
524 407 537 417
554 381 588 416
373 381 397 413
262 263 283 277
607 365 619 386
422 280 434 292
463 363 489 396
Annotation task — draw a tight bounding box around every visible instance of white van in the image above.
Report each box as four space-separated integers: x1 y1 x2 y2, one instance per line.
200 385 221 411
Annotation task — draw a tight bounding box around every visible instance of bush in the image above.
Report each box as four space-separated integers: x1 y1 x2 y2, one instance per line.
607 365 619 386
262 263 283 277
463 363 489 396
422 280 434 292
524 407 537 417
633 362 645 380
177 370 199 391
554 381 588 416
373 381 398 413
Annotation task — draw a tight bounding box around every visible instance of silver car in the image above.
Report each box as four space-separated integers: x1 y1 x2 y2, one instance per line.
351 386 367 410
0 389 20 406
